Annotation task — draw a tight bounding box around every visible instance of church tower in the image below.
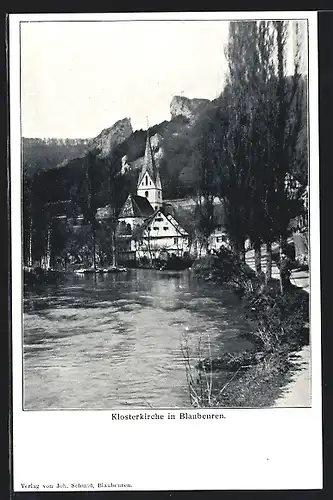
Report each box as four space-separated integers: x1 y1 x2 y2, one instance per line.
137 129 163 211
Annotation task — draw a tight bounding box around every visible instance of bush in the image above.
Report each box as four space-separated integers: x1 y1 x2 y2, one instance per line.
193 247 258 295
244 286 309 351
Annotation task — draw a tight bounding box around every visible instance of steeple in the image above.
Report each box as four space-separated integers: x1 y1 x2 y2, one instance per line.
137 124 163 211
137 128 157 185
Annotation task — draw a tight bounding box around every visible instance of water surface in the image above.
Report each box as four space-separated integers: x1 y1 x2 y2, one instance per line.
23 269 253 410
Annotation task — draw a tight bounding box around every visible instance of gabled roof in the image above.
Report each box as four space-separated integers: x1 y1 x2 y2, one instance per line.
96 205 113 220
131 212 156 241
137 129 160 187
166 213 189 236
131 210 189 241
118 194 155 219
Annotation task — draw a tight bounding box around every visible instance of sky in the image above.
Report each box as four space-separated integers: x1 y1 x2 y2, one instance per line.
21 21 230 138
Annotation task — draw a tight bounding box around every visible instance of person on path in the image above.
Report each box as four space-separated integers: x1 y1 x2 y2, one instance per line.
280 252 292 293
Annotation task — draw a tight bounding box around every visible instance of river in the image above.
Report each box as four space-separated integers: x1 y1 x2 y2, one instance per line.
23 269 253 410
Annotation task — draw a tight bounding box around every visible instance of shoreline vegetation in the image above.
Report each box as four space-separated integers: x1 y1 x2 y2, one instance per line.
183 246 309 408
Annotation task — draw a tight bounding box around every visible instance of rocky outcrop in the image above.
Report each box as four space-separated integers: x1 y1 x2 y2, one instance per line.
88 117 133 157
170 95 210 122
150 133 164 168
126 133 164 173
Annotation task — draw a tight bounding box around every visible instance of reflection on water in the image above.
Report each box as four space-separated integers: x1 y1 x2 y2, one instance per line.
23 269 253 410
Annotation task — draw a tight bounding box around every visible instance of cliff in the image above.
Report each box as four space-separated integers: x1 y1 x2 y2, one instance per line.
170 95 210 122
88 117 133 157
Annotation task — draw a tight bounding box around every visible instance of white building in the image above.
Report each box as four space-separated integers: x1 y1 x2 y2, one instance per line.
207 226 230 253
132 210 190 260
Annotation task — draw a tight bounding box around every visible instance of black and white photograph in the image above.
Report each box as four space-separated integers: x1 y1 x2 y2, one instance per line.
20 16 311 411
10 11 322 491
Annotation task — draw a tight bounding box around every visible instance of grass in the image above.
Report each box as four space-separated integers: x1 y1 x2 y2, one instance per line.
217 352 293 407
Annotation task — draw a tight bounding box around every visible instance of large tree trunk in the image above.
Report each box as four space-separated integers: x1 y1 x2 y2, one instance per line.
265 242 272 283
111 228 117 268
27 216 33 267
92 224 97 270
254 242 262 275
279 234 290 294
45 222 52 270
238 238 246 263
204 238 209 256
279 235 284 293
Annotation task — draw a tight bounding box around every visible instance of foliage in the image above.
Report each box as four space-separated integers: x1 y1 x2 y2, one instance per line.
193 246 257 295
243 285 309 351
23 137 89 177
22 145 130 268
207 21 308 270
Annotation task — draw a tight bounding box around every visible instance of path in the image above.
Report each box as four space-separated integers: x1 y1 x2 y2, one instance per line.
245 244 311 407
274 345 311 407
245 243 309 292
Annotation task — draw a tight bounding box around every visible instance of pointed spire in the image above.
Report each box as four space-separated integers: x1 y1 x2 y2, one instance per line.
137 123 157 186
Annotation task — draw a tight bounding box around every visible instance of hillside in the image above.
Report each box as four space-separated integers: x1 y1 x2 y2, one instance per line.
22 137 90 176
22 96 214 204
22 81 307 212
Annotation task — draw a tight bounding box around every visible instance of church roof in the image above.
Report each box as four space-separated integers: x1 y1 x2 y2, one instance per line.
137 129 160 187
118 194 155 219
131 210 189 241
166 214 189 237
131 213 156 241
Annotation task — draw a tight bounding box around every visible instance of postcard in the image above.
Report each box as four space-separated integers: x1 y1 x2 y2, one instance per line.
9 11 322 491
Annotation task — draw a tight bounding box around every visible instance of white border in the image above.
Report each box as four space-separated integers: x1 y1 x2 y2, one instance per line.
10 12 322 491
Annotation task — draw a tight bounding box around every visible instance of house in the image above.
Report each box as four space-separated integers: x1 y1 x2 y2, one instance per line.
116 129 190 263
131 210 190 260
208 226 230 253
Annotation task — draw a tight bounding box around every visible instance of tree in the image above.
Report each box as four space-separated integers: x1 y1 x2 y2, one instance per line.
269 21 307 292
100 152 130 267
193 110 221 255
83 150 102 269
217 20 307 287
217 21 259 261
23 170 33 267
246 20 276 279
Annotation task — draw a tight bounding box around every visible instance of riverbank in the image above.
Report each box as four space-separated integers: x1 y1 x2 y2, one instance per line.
246 245 311 407
190 247 310 408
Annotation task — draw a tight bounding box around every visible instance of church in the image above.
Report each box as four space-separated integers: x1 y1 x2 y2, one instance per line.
116 130 190 264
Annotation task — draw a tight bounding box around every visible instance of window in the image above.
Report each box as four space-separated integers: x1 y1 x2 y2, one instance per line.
163 226 168 231
145 191 148 197
150 181 152 186
153 226 158 230
216 237 220 243
145 176 148 186
156 217 163 222
174 237 178 244
158 192 161 198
